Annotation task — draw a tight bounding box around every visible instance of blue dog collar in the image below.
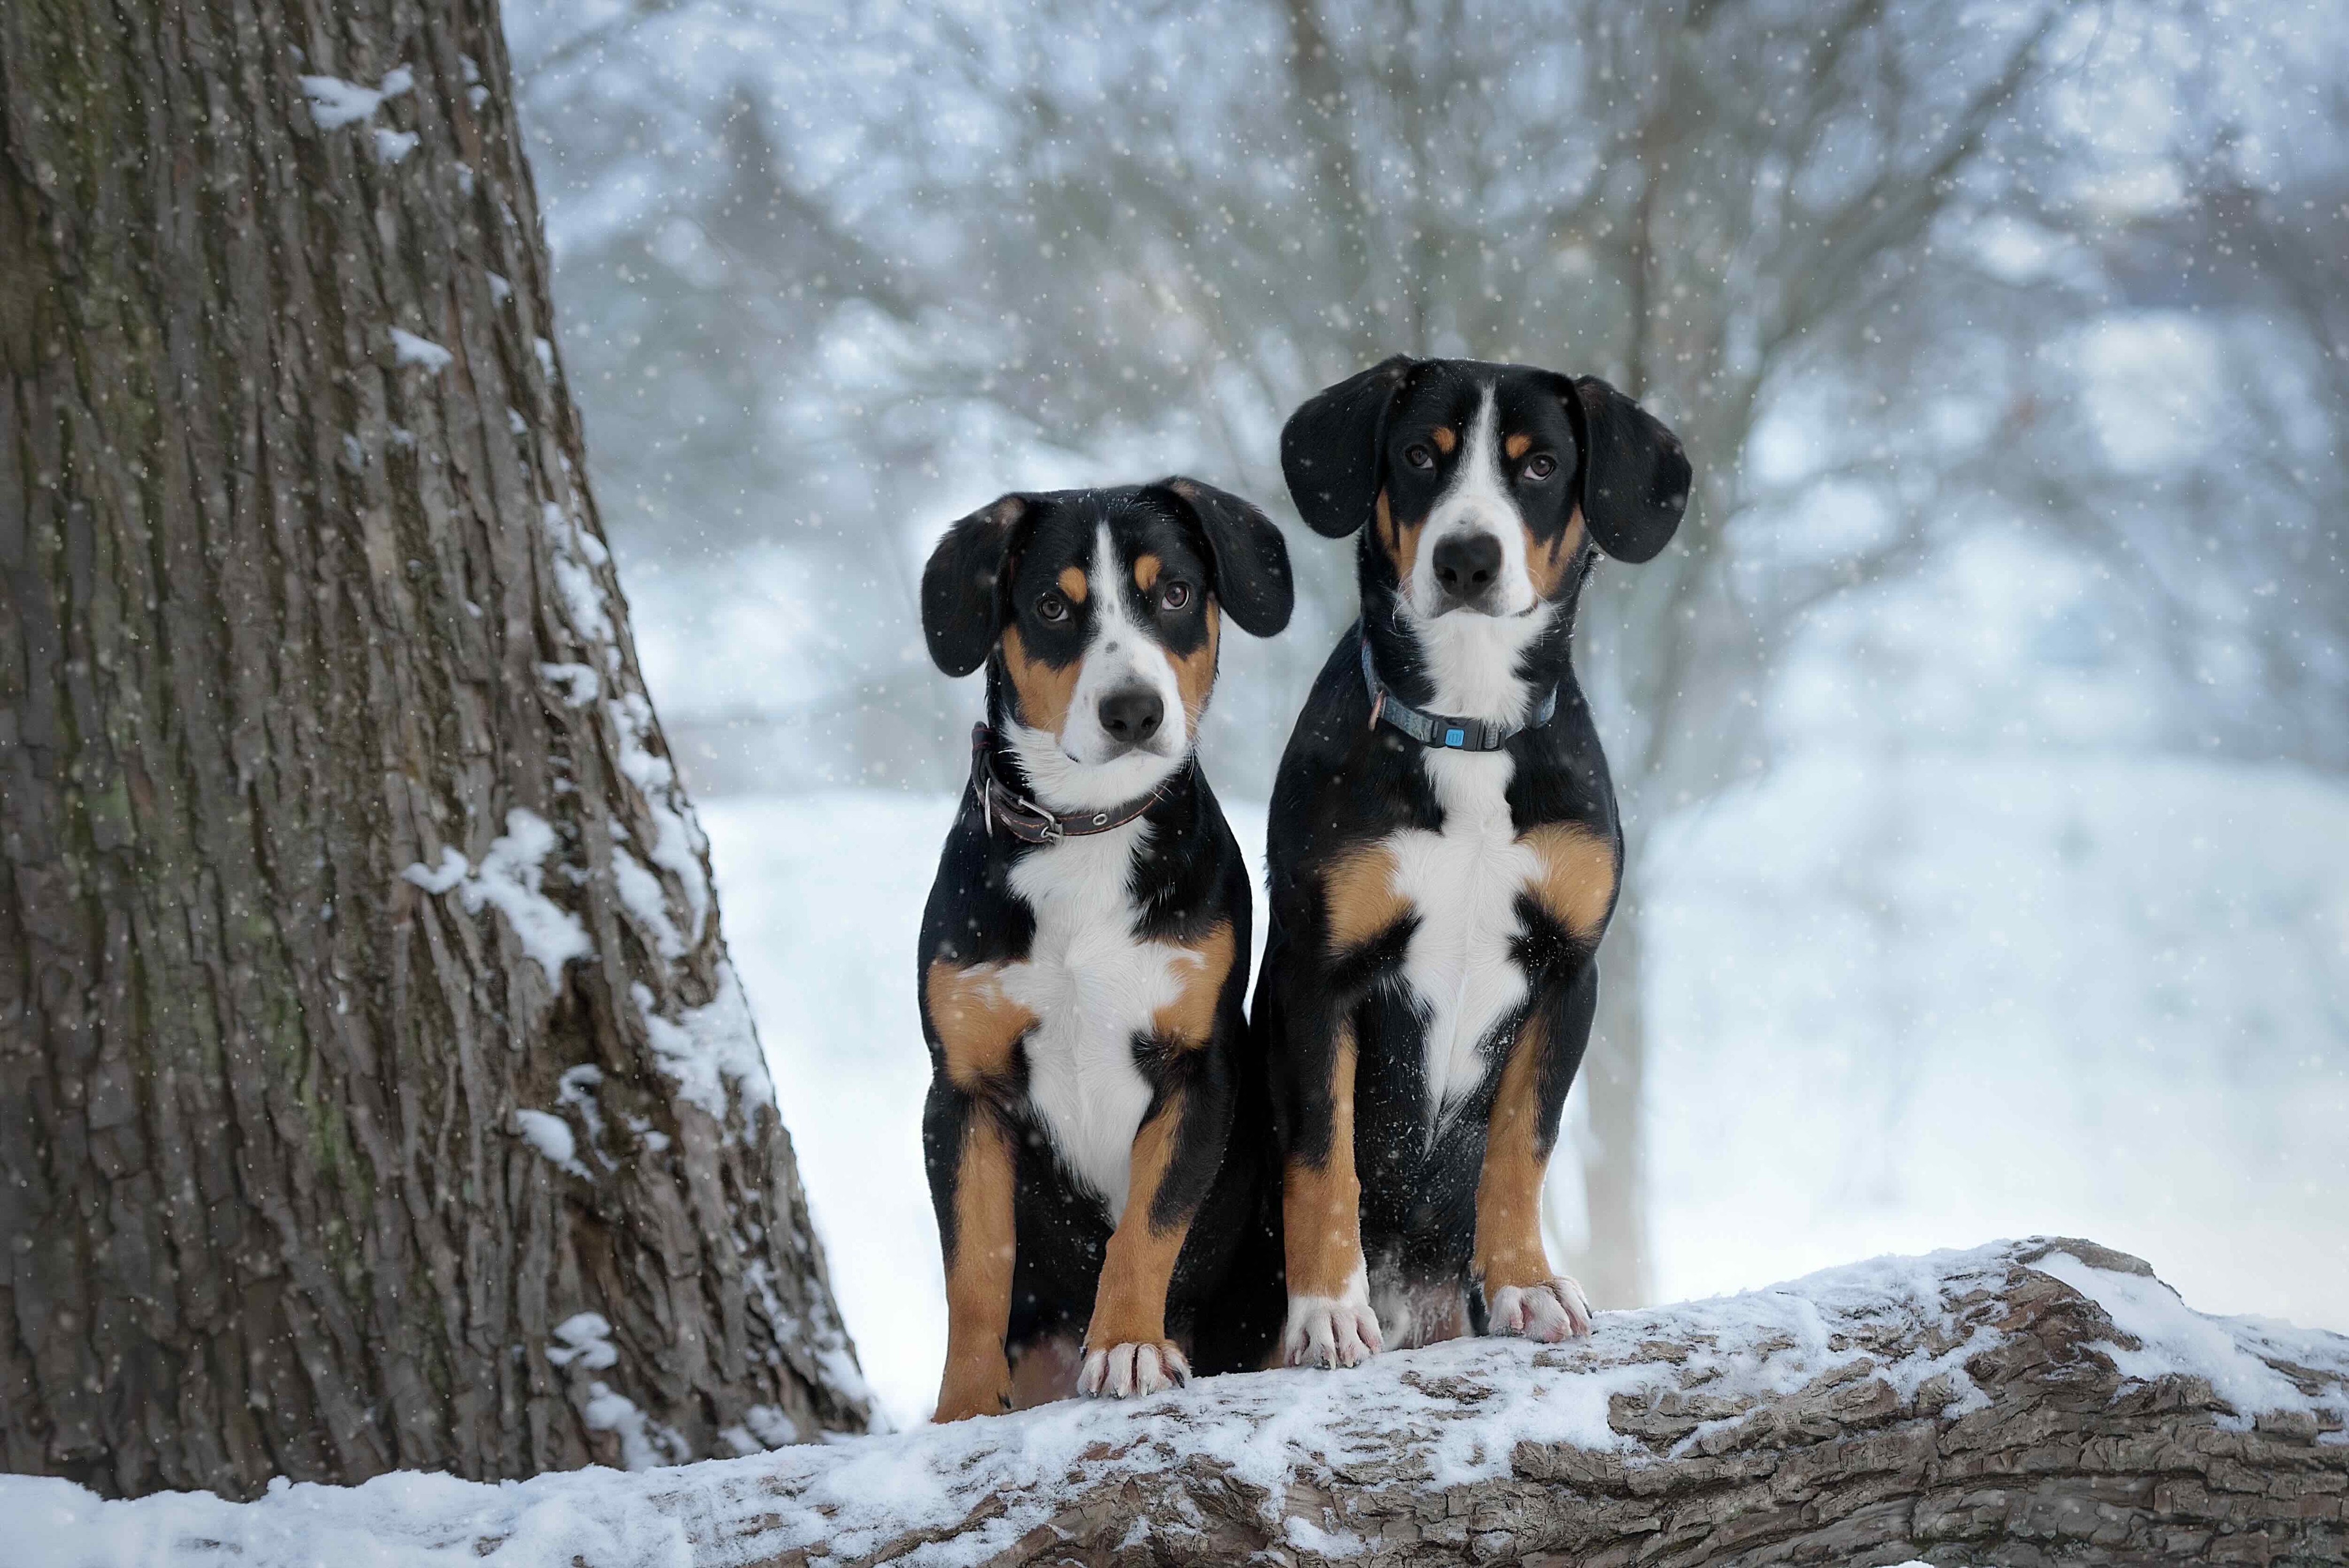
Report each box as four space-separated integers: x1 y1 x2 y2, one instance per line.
1359 634 1557 752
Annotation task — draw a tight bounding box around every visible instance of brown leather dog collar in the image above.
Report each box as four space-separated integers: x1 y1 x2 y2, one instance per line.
968 723 1186 845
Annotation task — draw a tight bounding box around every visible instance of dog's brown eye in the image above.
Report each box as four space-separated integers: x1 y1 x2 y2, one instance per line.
1037 592 1070 622
1159 582 1190 611
1404 443 1435 470
1524 453 1557 480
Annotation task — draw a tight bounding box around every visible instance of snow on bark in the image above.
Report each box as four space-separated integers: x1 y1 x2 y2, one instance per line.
10 1241 2342 1568
388 326 454 371
633 968 774 1122
403 809 593 984
0 0 872 1499
297 65 413 129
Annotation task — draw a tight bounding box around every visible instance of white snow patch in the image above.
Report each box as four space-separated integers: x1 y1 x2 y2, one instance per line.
401 846 467 895
487 270 513 305
400 810 589 985
535 335 557 378
389 327 452 373
624 1112 670 1154
632 964 773 1121
2036 1250 2349 1433
581 1383 686 1473
298 66 411 131
557 1064 610 1167
546 1312 620 1372
371 127 418 163
514 1109 585 1179
541 503 614 644
612 846 687 960
539 660 601 707
1285 1515 1368 1556
719 1402 802 1456
607 691 710 942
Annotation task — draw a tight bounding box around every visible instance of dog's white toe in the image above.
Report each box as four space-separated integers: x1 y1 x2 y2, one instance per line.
1079 1340 1190 1398
1488 1277 1594 1343
1282 1294 1385 1369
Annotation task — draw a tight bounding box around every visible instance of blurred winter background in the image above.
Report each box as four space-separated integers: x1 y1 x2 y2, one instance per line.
498 0 2348 1427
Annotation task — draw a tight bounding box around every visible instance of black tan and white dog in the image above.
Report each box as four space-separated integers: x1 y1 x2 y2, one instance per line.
916 479 1293 1419
1254 357 1690 1367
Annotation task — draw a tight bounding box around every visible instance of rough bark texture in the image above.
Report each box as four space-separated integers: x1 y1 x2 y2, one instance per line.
717 1241 2349 1566
12 1239 2341 1566
0 0 871 1501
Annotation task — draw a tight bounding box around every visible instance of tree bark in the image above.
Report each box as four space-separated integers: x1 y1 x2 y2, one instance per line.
0 0 871 1501
736 1239 2349 1566
27 1239 2342 1567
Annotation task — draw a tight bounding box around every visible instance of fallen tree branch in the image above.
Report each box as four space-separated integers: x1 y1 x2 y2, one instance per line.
16 1239 2347 1567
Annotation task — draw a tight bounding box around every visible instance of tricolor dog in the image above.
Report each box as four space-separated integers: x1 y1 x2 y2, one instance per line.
1255 357 1690 1366
916 480 1292 1419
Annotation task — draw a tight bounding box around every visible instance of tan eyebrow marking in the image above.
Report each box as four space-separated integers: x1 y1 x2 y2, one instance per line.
1504 433 1532 460
1430 426 1457 454
1057 565 1088 602
1134 553 1162 592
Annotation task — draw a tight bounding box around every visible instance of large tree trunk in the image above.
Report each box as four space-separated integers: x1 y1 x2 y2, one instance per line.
0 0 871 1501
16 1239 2343 1566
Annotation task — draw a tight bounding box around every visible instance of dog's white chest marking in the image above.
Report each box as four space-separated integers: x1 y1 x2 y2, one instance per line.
996 823 1194 1217
1386 748 1537 1121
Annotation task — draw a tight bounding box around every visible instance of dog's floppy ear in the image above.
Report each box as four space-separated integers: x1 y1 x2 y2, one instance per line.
1281 354 1416 539
1153 477 1294 637
1568 376 1691 564
921 494 1033 677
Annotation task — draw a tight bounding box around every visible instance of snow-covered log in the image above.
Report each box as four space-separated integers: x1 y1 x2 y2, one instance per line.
14 1239 2345 1567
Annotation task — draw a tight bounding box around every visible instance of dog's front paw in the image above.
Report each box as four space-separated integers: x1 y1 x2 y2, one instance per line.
1282 1290 1385 1369
1079 1339 1190 1398
1486 1276 1594 1343
933 1343 1014 1422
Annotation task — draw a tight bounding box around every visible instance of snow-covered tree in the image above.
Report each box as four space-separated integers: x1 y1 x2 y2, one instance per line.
0 0 870 1498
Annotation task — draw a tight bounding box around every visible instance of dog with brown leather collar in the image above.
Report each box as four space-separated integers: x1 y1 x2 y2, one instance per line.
914 478 1293 1419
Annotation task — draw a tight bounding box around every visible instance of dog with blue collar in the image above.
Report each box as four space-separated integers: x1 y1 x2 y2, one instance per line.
1253 356 1690 1367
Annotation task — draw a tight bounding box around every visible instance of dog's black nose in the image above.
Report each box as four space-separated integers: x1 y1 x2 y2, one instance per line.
1431 531 1503 605
1098 687 1164 746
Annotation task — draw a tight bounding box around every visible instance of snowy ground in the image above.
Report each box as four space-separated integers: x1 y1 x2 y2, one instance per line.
700 748 2349 1430
16 1241 2344 1568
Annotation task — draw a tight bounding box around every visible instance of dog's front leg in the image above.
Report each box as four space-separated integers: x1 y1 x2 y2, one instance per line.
926 1081 1019 1421
1471 963 1598 1343
1080 1050 1226 1399
1277 1014 1383 1368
